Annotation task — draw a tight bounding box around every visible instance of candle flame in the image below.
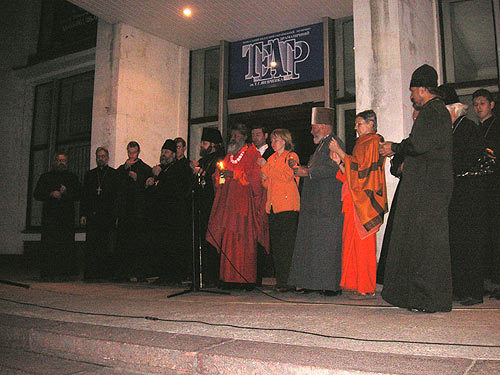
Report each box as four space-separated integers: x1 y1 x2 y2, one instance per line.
217 161 224 170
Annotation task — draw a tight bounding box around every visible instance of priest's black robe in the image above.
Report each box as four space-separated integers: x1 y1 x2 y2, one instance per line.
34 169 81 280
288 134 344 292
115 159 152 280
448 115 486 301
376 152 404 285
479 115 500 284
80 165 119 280
381 97 454 312
194 150 225 286
147 159 192 283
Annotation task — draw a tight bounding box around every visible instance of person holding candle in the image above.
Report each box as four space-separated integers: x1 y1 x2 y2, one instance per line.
260 129 300 292
207 123 269 290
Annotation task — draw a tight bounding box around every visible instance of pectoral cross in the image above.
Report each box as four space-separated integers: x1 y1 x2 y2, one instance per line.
96 186 102 196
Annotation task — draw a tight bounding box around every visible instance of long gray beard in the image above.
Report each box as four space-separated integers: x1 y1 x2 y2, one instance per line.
227 141 244 155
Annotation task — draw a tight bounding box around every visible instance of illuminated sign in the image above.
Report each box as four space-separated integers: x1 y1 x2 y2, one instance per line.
229 23 323 96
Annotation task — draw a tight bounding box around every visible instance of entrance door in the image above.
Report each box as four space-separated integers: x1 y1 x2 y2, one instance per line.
229 103 319 165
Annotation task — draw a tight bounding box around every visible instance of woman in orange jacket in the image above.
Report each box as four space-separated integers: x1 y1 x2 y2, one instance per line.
259 129 300 292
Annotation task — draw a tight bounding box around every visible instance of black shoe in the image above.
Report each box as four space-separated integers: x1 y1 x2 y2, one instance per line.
320 290 342 296
295 288 313 294
408 307 436 314
460 297 483 306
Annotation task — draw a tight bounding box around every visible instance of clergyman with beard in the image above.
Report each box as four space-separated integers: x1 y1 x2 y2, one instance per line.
146 139 193 284
379 64 453 313
207 123 269 289
34 151 81 281
287 107 344 296
193 127 225 287
80 146 119 281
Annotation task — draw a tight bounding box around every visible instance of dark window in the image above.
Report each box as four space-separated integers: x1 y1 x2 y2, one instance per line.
441 0 499 85
27 71 94 229
31 0 97 64
190 47 220 121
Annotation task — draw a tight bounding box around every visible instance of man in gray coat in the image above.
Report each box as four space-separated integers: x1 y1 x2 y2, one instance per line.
288 107 344 295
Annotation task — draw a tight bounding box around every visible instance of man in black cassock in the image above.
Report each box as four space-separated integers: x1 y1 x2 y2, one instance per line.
80 146 118 281
34 152 81 281
472 89 500 294
146 139 193 284
379 64 454 312
193 128 225 287
175 136 192 171
115 141 152 281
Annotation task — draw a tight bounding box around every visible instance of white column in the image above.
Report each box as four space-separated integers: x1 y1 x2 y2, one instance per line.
91 21 190 168
353 0 443 253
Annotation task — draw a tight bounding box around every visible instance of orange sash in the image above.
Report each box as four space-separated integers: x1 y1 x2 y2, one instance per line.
344 133 388 239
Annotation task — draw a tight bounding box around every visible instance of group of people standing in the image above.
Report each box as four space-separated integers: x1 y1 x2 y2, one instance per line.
34 63 498 313
378 64 499 312
35 137 194 283
206 107 387 299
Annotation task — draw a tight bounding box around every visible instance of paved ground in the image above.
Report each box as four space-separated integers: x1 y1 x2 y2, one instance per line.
1 259 500 374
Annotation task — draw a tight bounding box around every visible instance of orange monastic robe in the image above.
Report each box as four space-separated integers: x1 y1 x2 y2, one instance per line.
337 133 388 293
207 144 269 283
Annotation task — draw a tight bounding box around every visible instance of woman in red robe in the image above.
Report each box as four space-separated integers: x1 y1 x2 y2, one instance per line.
329 110 388 299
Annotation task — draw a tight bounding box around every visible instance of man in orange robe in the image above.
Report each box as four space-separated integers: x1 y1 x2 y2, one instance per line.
330 110 388 298
207 123 269 288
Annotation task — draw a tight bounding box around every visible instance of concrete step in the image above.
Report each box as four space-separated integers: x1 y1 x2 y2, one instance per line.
1 312 498 375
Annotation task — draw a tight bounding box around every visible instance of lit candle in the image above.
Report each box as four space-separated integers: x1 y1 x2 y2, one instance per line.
217 161 225 184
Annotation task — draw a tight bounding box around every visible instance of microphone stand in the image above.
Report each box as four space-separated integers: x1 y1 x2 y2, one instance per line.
168 183 229 298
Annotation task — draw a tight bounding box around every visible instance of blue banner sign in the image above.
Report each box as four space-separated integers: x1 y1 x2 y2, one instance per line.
229 23 324 96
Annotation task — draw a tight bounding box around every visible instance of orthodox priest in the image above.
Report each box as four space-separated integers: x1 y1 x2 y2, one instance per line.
379 64 453 313
288 107 344 295
207 123 268 289
193 128 225 287
34 152 81 280
146 139 193 284
80 146 118 280
115 141 152 281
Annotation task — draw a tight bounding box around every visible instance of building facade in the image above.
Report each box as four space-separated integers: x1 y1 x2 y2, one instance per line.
0 0 498 255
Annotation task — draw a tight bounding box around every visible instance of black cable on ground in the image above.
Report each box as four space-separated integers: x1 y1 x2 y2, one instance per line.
1 296 499 349
207 227 500 309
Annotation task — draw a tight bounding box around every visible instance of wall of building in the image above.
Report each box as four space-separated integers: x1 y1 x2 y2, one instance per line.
92 21 190 168
0 1 42 254
0 9 190 254
353 0 442 252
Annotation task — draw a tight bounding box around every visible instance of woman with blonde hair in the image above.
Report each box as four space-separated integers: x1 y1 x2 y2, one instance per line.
259 129 300 292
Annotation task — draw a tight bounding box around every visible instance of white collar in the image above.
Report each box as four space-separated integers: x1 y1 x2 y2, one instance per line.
256 144 269 156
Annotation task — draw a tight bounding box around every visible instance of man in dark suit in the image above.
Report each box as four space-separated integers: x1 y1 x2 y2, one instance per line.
251 125 273 286
252 125 274 160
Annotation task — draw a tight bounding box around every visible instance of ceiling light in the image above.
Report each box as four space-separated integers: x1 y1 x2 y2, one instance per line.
183 8 192 17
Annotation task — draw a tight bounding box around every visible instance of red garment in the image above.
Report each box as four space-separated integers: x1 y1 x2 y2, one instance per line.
338 170 377 294
207 144 269 283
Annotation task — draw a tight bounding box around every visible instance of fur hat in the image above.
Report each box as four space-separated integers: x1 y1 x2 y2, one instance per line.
410 64 438 88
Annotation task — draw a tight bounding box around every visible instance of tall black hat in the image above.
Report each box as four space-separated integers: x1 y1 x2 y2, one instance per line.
201 127 223 144
438 84 460 105
409 64 438 88
311 107 334 126
161 139 176 153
